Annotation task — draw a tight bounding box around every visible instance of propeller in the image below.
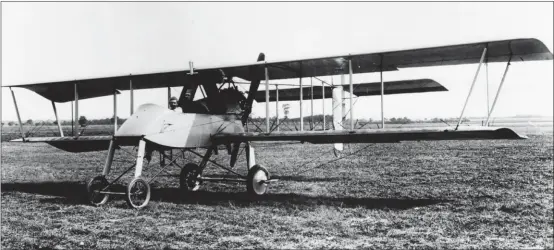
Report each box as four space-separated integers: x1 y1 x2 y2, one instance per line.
230 53 265 168
240 52 265 126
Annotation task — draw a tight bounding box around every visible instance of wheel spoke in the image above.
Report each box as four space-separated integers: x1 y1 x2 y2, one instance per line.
125 177 151 209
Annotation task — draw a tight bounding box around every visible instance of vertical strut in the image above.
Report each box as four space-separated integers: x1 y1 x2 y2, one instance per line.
130 78 134 115
265 66 270 133
134 140 146 178
167 87 171 108
455 47 487 130
71 101 74 136
74 83 79 137
113 89 118 134
245 142 255 170
341 74 345 124
485 59 490 118
310 77 314 130
9 87 25 140
331 78 344 151
332 83 343 131
276 84 279 132
322 78 325 131
300 76 303 131
486 56 512 126
380 58 385 129
51 101 64 137
348 59 354 130
103 140 116 176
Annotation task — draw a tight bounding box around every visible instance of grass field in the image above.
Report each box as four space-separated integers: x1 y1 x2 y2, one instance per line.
1 134 552 249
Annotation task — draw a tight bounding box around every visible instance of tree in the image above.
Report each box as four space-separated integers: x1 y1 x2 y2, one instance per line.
8 121 15 126
110 116 126 124
25 119 34 125
78 116 88 127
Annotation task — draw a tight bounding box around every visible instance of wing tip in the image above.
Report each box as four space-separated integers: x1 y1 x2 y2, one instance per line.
494 128 528 139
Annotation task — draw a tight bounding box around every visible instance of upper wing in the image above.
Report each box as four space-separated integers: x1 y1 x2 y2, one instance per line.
5 38 551 103
212 126 526 144
5 70 225 103
254 79 447 102
252 38 552 80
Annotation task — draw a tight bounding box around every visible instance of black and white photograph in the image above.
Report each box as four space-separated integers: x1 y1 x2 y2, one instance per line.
1 1 553 249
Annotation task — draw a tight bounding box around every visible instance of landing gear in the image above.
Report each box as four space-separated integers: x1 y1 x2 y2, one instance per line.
86 175 110 206
125 177 151 209
180 163 201 194
176 143 276 198
87 139 275 209
246 165 270 196
86 139 186 209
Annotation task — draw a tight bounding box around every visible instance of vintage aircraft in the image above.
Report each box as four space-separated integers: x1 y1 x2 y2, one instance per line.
5 38 552 208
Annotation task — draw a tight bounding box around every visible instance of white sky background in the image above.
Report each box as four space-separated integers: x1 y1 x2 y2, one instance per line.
1 2 553 122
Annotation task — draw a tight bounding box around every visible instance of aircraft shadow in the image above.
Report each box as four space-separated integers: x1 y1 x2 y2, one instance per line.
1 181 450 210
270 175 344 183
1 181 86 205
155 189 449 210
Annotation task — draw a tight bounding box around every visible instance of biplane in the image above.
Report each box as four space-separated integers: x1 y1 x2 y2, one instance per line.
4 38 552 209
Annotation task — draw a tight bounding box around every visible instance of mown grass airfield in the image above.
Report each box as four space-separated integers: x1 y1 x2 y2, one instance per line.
1 5 553 247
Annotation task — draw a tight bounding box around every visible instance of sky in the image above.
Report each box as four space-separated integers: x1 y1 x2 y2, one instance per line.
2 2 553 122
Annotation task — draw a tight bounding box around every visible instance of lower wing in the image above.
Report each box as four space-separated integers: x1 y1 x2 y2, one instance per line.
211 126 526 144
9 136 139 152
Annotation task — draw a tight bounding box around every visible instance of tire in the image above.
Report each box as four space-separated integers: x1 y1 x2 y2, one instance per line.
125 177 151 209
246 165 270 196
180 163 201 194
85 175 110 206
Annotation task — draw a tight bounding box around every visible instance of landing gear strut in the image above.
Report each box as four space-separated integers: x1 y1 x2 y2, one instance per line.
86 139 276 209
85 139 187 209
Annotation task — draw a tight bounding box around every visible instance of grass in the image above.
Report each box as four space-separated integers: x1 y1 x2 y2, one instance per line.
1 135 553 249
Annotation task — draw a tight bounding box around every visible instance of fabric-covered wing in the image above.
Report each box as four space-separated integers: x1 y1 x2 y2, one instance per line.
5 38 550 103
212 127 526 144
254 79 447 102
8 70 226 103
9 136 139 152
249 38 552 81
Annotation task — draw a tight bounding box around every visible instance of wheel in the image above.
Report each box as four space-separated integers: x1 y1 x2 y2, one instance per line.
180 163 201 194
247 165 270 196
125 177 151 209
85 175 110 206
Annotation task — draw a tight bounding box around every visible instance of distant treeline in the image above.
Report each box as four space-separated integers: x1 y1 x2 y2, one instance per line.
1 117 127 126
2 115 471 126
248 115 469 124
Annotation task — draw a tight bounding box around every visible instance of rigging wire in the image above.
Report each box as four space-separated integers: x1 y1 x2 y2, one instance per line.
292 144 372 176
